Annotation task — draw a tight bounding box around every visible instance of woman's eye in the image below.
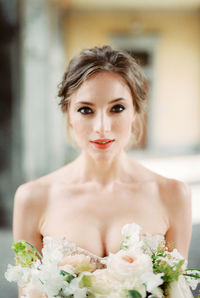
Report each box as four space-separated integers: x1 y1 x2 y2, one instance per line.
111 104 125 113
77 107 93 115
77 104 125 115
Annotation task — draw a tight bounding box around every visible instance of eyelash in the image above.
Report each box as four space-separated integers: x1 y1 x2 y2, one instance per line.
77 104 126 115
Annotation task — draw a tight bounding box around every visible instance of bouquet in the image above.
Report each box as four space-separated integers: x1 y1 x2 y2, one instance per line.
5 223 200 298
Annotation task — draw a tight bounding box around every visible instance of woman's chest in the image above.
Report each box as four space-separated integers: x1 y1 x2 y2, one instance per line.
40 181 168 257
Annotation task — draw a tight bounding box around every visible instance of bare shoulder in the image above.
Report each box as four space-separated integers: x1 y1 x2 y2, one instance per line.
15 161 63 200
15 179 49 209
14 180 50 236
158 176 192 207
14 163 74 208
133 159 191 207
155 176 192 234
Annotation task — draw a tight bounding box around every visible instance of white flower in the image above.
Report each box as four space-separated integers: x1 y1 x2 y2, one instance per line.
185 271 200 290
140 271 164 292
62 275 87 298
186 277 199 290
143 234 165 252
5 264 32 287
121 223 141 244
168 248 185 267
42 237 64 265
157 248 186 269
121 223 142 238
106 293 121 298
31 259 41 269
107 247 153 281
170 249 184 259
119 279 146 297
42 236 64 263
35 262 67 297
121 223 145 252
88 269 116 294
150 286 164 298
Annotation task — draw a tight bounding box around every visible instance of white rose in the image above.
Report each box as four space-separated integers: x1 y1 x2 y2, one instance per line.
89 269 116 294
59 254 96 273
107 248 153 281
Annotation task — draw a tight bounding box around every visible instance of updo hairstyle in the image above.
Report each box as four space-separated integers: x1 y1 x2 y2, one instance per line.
57 45 149 149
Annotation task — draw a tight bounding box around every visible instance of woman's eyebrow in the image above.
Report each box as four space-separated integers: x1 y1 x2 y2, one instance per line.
75 97 126 106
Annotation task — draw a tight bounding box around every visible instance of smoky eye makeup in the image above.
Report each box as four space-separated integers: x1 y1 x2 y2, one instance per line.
77 106 93 114
77 104 126 115
111 104 126 113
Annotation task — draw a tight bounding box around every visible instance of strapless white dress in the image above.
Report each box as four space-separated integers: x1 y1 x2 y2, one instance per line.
25 223 194 298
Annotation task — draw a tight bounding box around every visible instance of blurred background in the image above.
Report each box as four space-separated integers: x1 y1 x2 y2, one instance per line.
0 0 200 296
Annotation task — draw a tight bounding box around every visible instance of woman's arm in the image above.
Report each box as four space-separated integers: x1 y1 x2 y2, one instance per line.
164 179 192 260
13 183 45 297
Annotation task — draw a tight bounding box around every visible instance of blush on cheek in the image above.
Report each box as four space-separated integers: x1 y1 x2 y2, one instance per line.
114 118 132 135
72 120 91 146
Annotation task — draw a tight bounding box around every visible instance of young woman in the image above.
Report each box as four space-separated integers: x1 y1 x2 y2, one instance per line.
13 45 192 297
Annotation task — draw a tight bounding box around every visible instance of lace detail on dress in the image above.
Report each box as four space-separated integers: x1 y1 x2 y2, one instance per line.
42 236 106 269
42 224 165 270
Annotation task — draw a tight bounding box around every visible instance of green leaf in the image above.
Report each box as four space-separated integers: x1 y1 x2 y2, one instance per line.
124 245 129 249
186 268 200 272
128 289 142 298
59 270 76 282
125 235 131 240
60 269 69 276
184 273 200 279
79 275 93 288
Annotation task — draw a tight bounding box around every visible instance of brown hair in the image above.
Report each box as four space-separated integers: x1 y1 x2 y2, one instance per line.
57 45 149 148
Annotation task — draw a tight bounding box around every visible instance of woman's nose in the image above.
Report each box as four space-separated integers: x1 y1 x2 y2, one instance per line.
93 111 111 134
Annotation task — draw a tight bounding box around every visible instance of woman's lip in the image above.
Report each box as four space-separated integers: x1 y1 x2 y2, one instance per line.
91 139 114 143
91 140 115 150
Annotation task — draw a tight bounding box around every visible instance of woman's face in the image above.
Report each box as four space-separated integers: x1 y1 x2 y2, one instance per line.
68 71 136 160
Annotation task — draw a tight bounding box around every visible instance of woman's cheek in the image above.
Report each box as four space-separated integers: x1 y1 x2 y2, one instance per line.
72 120 91 145
114 116 132 136
113 117 133 148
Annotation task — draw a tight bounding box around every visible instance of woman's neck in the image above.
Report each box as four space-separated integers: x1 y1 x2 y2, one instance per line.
74 150 131 187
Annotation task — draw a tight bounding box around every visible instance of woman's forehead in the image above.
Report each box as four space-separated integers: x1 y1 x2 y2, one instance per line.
70 71 132 104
